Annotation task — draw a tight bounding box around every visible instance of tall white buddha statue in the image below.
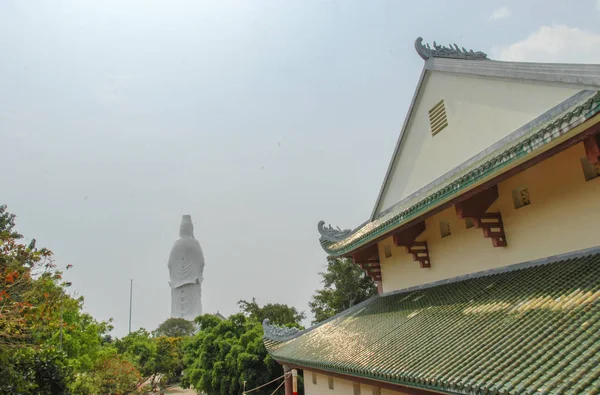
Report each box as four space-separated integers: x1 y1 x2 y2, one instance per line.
168 215 204 321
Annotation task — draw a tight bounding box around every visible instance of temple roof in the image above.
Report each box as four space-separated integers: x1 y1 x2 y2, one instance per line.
317 37 600 257
318 89 600 256
374 37 600 225
263 247 600 394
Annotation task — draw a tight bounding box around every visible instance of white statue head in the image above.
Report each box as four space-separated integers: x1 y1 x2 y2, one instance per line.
180 215 194 238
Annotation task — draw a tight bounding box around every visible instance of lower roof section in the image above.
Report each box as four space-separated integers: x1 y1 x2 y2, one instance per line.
264 247 600 394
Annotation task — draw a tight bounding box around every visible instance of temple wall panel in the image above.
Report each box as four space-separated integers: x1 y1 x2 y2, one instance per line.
303 370 411 395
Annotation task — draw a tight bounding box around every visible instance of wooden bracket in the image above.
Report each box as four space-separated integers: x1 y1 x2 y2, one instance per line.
358 261 381 282
405 241 431 268
393 221 430 268
352 244 381 281
455 185 499 218
455 185 507 247
584 133 600 165
472 213 507 247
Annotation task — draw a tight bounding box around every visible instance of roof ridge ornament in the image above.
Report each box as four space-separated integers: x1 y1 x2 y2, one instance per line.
415 37 488 61
318 220 352 242
262 319 301 341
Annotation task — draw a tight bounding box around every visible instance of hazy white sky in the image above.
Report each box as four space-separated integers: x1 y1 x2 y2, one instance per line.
2 0 600 337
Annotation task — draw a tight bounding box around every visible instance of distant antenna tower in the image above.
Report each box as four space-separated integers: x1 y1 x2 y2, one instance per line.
128 279 133 334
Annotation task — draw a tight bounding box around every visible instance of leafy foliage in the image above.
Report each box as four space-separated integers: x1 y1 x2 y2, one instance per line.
115 328 187 390
1 346 72 394
0 205 140 394
0 204 22 239
155 317 196 337
183 298 306 395
115 329 158 377
182 313 282 395
69 348 141 395
238 298 305 326
309 258 377 324
155 336 185 383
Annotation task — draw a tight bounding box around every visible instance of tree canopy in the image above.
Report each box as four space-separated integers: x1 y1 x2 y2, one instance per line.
238 298 305 326
0 205 142 394
154 317 196 338
309 257 377 324
182 300 305 395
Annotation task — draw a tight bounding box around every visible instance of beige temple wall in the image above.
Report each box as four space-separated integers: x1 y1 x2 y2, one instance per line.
378 142 600 293
303 370 411 395
375 71 583 216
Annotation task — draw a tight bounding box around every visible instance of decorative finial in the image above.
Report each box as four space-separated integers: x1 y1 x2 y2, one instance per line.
317 220 352 243
414 37 488 61
262 319 301 340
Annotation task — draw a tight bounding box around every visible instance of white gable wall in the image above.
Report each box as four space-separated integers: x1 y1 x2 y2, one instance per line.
375 71 583 216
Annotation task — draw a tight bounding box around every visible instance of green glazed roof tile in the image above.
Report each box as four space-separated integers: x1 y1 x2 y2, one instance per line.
264 248 600 394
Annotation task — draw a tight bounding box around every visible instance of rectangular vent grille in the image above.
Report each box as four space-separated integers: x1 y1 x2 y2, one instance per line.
429 99 448 136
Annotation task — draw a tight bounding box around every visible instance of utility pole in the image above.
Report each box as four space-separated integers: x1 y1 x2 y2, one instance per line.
128 279 133 334
59 294 63 350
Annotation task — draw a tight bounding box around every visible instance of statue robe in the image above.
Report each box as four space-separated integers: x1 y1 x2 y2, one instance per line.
168 215 204 321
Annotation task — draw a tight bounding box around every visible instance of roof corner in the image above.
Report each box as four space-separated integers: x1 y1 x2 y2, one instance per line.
262 319 302 342
414 36 488 61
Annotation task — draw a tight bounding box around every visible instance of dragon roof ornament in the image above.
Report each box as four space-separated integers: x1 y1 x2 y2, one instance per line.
318 220 353 243
262 319 301 341
415 37 488 61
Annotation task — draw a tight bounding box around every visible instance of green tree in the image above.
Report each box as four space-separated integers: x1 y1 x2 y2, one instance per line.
154 336 185 384
115 329 157 377
0 205 133 394
309 258 377 324
182 313 282 395
238 298 305 326
0 205 74 392
115 328 189 390
8 346 72 394
183 299 306 395
71 348 141 395
155 317 196 337
0 204 22 239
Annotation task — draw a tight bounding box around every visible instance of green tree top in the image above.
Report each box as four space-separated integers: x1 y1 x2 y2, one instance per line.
0 204 22 239
155 317 196 337
309 257 377 324
238 298 305 326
